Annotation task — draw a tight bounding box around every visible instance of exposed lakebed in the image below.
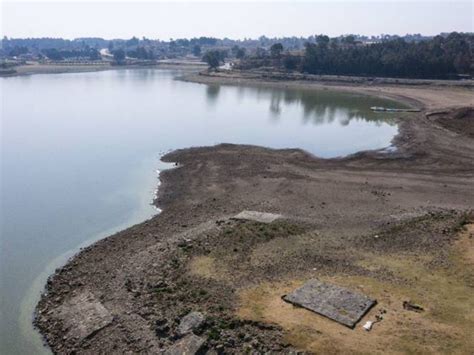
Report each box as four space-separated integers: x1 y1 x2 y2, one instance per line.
0 68 404 354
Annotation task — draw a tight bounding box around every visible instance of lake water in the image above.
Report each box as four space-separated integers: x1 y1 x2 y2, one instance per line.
0 69 402 354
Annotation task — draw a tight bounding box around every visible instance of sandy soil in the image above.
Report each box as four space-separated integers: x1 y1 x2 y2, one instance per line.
34 75 474 354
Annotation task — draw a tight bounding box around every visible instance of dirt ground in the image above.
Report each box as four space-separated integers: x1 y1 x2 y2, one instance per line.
35 75 474 354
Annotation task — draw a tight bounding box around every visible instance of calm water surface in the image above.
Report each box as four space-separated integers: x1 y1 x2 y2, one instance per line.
0 69 402 354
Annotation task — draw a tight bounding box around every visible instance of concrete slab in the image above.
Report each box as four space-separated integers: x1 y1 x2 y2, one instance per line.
283 279 376 328
164 334 206 355
56 290 113 340
233 210 282 224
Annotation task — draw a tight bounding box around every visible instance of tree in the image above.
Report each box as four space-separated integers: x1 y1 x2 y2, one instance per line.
192 45 201 57
112 49 126 64
283 54 300 71
454 53 471 73
88 48 101 61
341 35 356 46
236 47 246 59
202 50 222 70
43 48 63 60
126 36 139 47
8 46 29 57
316 35 330 49
169 40 177 51
231 45 244 58
270 43 284 58
132 46 153 60
255 47 267 58
218 50 228 61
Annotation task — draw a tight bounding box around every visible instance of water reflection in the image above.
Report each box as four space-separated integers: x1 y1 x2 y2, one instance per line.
205 85 221 106
231 85 401 126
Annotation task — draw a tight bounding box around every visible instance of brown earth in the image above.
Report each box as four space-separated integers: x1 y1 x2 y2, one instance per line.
35 75 473 354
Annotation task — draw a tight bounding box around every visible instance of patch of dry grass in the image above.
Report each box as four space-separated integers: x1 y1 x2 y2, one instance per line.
188 255 222 280
186 220 309 283
237 225 474 354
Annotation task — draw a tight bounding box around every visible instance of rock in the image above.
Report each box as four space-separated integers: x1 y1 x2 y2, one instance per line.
178 311 205 335
53 291 113 341
403 300 424 312
164 334 205 355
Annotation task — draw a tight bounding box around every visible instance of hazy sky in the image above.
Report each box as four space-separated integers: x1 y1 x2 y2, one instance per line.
2 1 473 40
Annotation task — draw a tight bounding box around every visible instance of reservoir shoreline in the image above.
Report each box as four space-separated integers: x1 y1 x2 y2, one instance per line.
0 61 206 77
33 75 474 353
180 70 474 110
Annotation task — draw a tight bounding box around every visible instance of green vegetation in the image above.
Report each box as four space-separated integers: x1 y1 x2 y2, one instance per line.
112 49 126 64
202 50 226 69
192 44 201 57
126 46 154 60
41 47 100 61
243 32 473 79
270 43 284 59
1 32 471 79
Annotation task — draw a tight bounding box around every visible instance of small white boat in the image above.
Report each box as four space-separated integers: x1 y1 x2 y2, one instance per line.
371 106 420 113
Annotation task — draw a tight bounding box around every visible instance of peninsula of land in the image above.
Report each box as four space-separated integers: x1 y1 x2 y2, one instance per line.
35 75 474 354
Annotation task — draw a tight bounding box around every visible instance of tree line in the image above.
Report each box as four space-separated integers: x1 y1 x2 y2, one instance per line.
2 33 451 62
42 47 101 61
237 33 473 79
2 32 472 79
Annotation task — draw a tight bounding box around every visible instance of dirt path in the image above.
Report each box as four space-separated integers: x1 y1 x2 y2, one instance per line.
35 77 474 354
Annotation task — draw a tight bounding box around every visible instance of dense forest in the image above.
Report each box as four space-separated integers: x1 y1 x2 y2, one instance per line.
239 33 473 79
302 33 473 78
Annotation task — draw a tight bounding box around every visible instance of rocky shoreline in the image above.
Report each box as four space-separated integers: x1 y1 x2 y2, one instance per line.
34 77 474 353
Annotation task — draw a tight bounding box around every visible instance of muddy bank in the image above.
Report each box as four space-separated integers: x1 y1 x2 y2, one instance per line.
34 79 474 353
182 70 474 111
195 69 474 87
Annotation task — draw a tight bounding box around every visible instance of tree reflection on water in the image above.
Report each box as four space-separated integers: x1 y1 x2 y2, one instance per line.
205 82 400 126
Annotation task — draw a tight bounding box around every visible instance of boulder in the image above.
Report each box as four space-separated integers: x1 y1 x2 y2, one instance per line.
178 311 205 335
54 290 113 341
